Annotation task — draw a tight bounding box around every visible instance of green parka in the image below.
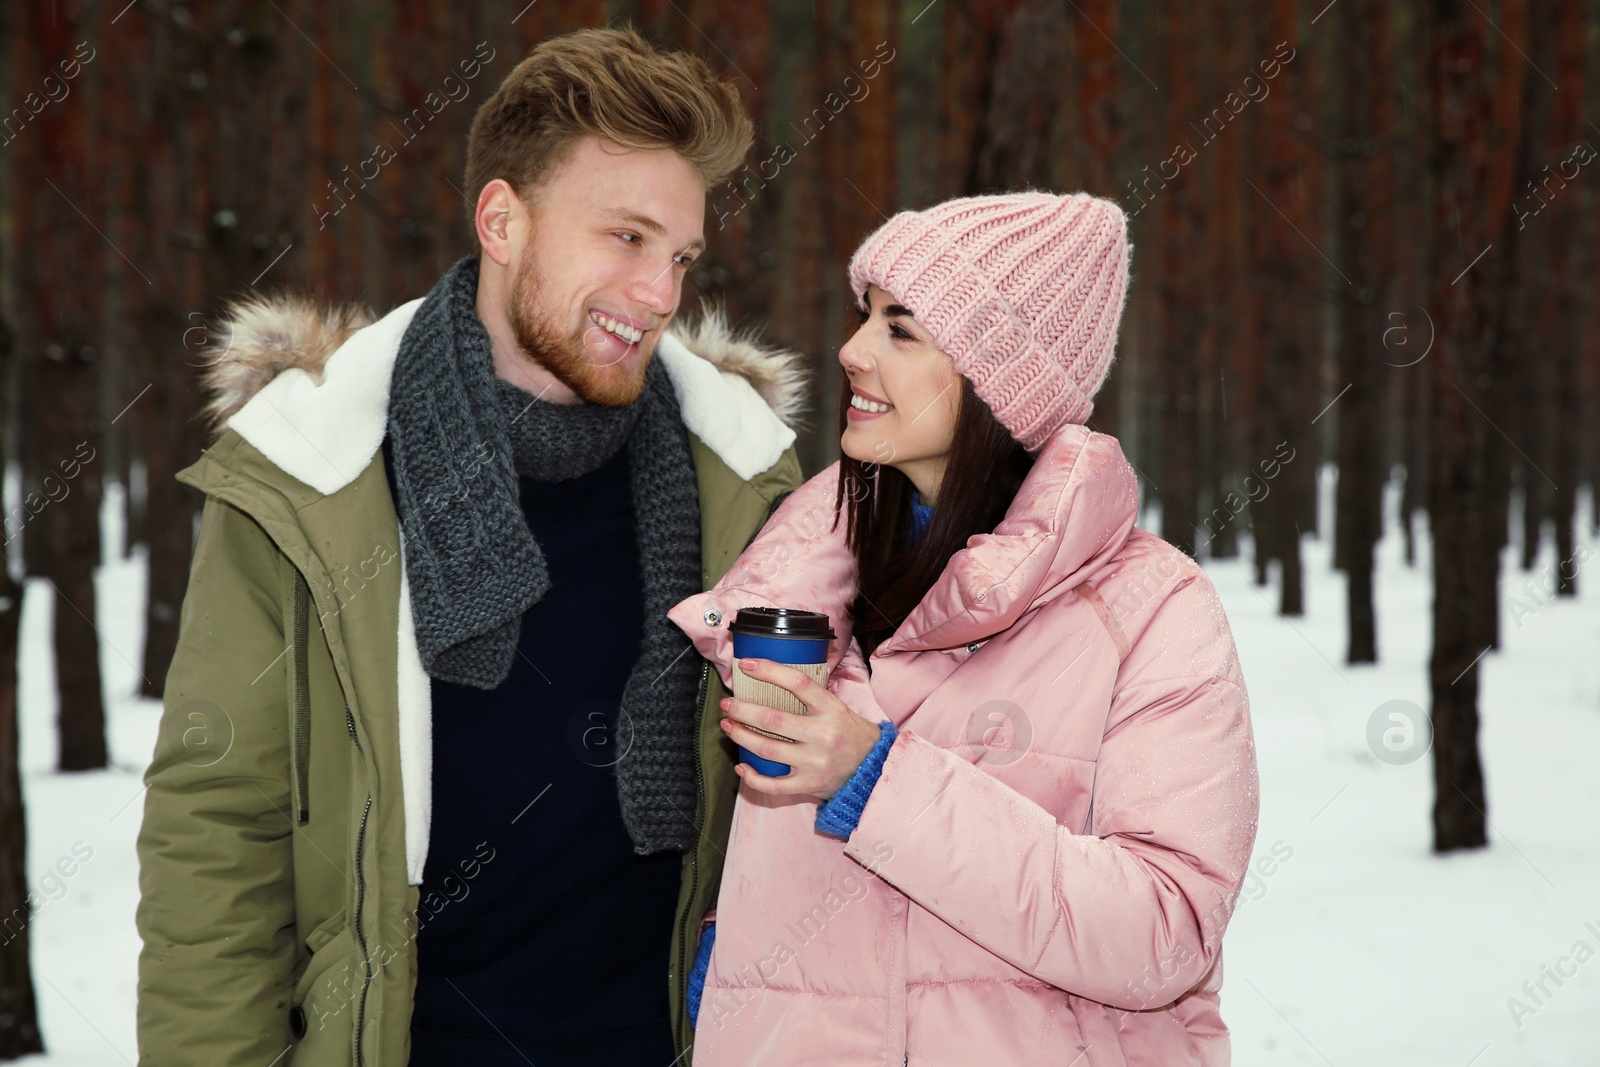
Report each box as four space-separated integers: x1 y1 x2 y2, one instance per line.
134 295 808 1067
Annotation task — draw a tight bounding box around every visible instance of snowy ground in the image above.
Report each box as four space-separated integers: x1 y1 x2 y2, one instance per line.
12 469 1600 1064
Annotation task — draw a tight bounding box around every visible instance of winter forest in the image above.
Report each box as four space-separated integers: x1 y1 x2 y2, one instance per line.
2 0 1599 1062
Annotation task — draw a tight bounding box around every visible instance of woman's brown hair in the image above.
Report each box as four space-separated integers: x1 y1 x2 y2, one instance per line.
834 375 1035 662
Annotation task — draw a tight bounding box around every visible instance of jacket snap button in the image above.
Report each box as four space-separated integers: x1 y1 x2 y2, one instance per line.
289 1005 308 1039
966 641 981 654
703 609 722 626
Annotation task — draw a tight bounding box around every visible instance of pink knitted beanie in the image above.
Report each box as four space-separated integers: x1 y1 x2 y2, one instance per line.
848 191 1131 452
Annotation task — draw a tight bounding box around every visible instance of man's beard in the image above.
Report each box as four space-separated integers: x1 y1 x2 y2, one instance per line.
504 253 652 407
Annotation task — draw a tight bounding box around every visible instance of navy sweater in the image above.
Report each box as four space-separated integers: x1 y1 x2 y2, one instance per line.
407 446 680 1065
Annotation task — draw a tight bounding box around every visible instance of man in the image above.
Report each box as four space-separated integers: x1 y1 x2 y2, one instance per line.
135 28 806 1067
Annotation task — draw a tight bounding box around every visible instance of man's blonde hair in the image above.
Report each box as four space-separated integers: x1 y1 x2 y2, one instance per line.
465 26 753 219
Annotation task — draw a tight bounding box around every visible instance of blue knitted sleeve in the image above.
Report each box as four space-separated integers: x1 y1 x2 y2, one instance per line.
687 921 715 1028
815 720 899 840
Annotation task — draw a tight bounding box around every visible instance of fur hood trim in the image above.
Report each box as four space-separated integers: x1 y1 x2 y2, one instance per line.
200 297 810 436
196 296 811 493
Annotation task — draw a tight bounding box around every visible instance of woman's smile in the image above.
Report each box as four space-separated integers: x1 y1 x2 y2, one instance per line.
847 389 894 419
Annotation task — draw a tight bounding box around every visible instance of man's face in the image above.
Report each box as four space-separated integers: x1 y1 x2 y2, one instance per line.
505 136 707 407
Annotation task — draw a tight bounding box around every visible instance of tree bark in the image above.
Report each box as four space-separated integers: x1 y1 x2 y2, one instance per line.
815 0 900 471
1072 0 1123 440
1333 0 1394 664
1153 0 1207 559
0 60 45 1040
761 0 833 470
669 0 776 365
1249 0 1317 614
1425 0 1528 854
939 0 1006 199
1202 0 1249 564
1526 1 1586 597
125 5 208 697
12 0 108 771
0 562 40 1054
977 0 1069 192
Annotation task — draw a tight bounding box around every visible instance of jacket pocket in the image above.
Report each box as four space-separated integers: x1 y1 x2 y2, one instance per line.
300 909 347 959
291 921 358 1063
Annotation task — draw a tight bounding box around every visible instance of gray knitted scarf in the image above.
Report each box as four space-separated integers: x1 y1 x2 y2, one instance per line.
387 256 701 854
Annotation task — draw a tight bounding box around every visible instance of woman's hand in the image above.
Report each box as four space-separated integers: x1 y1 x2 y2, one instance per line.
720 657 884 801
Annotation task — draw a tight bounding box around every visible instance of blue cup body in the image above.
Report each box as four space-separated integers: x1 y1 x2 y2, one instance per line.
731 632 830 664
730 632 829 777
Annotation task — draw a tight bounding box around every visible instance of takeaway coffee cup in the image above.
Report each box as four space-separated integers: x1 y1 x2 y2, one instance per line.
728 607 836 777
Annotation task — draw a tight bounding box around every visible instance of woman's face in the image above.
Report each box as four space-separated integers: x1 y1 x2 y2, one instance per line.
839 284 962 503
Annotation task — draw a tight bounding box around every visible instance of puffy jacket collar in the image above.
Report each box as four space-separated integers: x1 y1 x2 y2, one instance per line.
198 293 810 495
884 424 1141 653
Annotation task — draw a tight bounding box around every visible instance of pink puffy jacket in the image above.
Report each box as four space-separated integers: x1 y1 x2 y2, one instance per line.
668 423 1260 1066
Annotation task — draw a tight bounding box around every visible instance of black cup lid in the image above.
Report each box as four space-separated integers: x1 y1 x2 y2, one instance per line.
729 607 836 640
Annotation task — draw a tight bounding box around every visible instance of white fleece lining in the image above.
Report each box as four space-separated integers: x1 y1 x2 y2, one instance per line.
396 534 433 885
229 299 424 496
655 331 797 481
226 302 793 887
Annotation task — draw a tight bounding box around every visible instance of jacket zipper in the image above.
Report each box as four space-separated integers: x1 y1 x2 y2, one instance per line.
347 705 373 1067
289 570 312 824
674 659 711 1051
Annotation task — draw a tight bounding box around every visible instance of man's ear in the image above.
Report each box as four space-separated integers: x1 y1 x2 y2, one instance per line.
475 179 521 266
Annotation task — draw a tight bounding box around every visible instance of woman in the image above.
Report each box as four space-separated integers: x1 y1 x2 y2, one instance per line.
668 192 1259 1066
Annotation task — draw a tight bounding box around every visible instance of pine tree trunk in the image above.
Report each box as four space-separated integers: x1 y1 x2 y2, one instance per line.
763 0 833 470
12 1 108 771
812 0 901 472
1425 0 1528 854
0 561 40 1053
1249 0 1315 614
1074 0 1122 439
203 0 311 302
977 0 1068 192
1154 1 1206 559
0 124 45 1048
818 0 900 301
1334 0 1393 664
671 0 775 334
1205 0 1249 563
939 2 1001 199
1544 0 1586 598
124 6 207 698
